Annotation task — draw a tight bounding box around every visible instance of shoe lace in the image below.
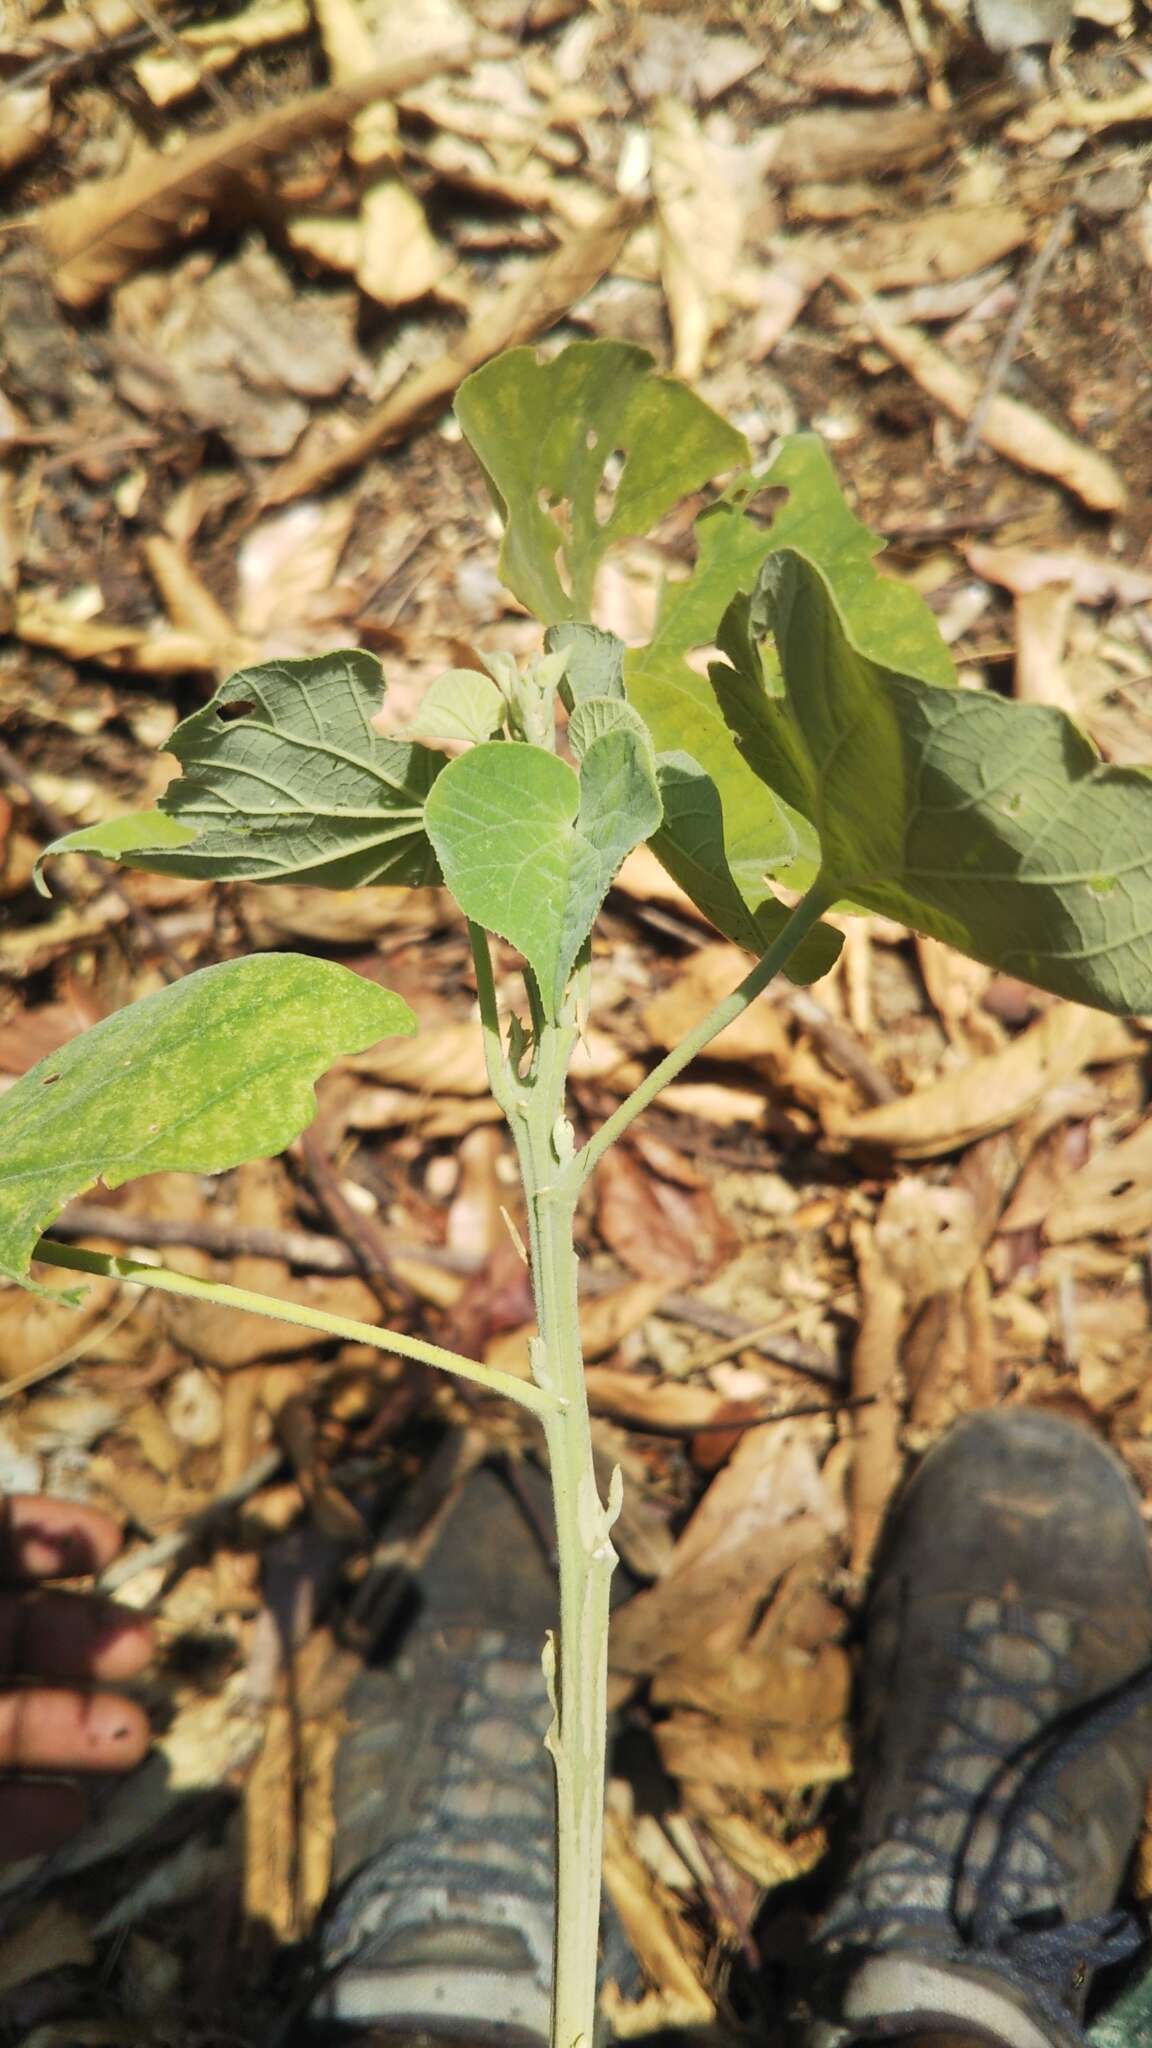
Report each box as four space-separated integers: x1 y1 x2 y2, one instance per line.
964 1654 1152 2001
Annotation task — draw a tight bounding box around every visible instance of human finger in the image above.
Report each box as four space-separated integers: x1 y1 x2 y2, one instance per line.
0 1591 153 1684
0 1688 151 1774
0 1498 126 1583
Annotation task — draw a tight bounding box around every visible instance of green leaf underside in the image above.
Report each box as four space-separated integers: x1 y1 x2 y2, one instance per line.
624 436 956 925
653 753 842 982
719 551 1152 1014
404 668 506 746
425 736 662 1015
0 955 415 1292
40 653 445 891
455 340 747 623
546 622 626 707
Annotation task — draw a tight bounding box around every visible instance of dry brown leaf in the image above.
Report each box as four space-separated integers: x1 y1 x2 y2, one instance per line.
113 242 364 459
678 1788 830 1888
650 98 745 381
966 542 1152 607
24 0 175 50
13 595 223 676
838 277 1127 513
0 86 52 175
749 238 834 358
644 944 791 1072
1044 1117 1152 1243
657 1711 850 1794
133 0 310 107
766 105 950 185
831 1006 1138 1158
263 194 644 503
610 1422 841 1678
1012 584 1079 716
584 1368 732 1431
653 1637 850 1735
1007 81 1152 146
601 1811 714 2035
835 203 1030 292
787 15 920 97
39 53 469 308
349 1019 489 1095
597 1145 737 1285
486 1279 668 1381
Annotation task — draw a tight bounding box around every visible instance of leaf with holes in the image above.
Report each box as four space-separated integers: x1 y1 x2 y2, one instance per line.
425 733 662 1014
715 548 1152 1014
454 339 746 623
38 651 444 890
0 954 415 1292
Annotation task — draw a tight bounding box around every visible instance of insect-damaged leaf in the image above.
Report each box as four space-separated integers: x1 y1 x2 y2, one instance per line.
0 955 415 1292
39 651 444 891
715 549 1152 1015
455 338 746 623
424 733 662 1015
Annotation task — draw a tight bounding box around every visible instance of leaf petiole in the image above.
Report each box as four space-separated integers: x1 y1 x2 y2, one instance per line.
32 1240 564 1420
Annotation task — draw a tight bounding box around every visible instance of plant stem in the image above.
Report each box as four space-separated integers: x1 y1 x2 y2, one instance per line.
509 998 616 2048
568 879 833 1191
32 1240 563 1420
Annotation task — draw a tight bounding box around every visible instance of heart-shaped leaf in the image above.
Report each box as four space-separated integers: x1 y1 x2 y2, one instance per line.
455 339 747 622
0 955 415 1292
716 549 1152 1015
424 733 662 1014
39 651 444 891
404 668 506 746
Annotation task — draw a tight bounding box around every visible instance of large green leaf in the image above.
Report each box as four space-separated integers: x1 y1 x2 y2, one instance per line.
0 955 415 1292
424 734 662 1015
653 752 841 982
454 340 747 622
716 550 1152 1015
623 436 955 917
39 652 444 891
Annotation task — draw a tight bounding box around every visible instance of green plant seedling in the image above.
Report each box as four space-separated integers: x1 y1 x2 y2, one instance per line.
15 339 1152 2048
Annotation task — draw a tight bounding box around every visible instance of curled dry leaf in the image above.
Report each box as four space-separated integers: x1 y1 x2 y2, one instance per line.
133 0 311 108
966 543 1152 608
0 86 53 176
766 105 950 186
597 1145 737 1286
839 278 1128 513
831 1006 1138 1158
38 53 469 309
1044 1116 1152 1244
610 1422 841 1678
650 98 746 381
601 1811 715 2034
835 204 1030 292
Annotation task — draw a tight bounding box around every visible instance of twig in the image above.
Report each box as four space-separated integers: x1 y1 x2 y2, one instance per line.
120 0 238 115
956 207 1074 462
295 1130 399 1311
53 1201 474 1276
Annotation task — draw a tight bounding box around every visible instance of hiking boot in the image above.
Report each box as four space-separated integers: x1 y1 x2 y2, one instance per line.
811 1409 1152 2048
309 1461 558 2044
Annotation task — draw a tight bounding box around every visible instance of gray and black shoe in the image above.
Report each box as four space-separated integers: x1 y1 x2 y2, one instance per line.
811 1409 1152 2048
310 1462 558 2044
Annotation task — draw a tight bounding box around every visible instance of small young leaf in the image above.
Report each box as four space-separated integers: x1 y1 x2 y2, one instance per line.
0 955 415 1292
404 668 506 746
425 732 662 1015
719 550 1152 1015
566 695 649 761
39 652 444 891
545 622 626 708
652 753 842 981
455 339 746 622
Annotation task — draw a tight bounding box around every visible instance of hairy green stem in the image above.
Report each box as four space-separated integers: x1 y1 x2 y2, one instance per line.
568 880 833 1191
32 1240 562 1419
